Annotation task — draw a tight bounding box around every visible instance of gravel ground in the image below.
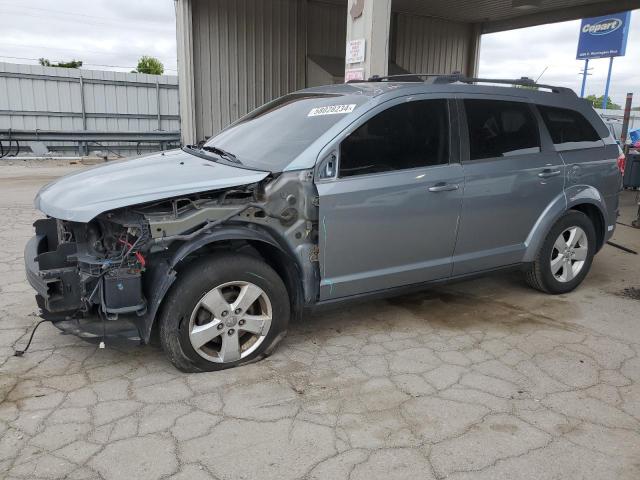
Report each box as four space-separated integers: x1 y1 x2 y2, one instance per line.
1 163 640 480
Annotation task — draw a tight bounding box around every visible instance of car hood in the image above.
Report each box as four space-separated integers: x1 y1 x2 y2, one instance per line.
35 149 270 222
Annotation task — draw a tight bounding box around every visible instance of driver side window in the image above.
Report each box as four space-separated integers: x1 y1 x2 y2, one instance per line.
339 99 450 178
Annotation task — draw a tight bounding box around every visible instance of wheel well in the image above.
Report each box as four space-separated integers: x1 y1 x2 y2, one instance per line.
246 240 304 321
570 204 605 251
174 239 304 321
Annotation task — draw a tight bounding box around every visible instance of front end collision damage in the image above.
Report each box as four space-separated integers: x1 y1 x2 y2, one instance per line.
25 168 320 343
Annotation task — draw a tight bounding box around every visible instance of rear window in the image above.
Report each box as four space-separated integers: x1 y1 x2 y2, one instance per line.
464 99 541 160
537 105 601 146
203 93 369 171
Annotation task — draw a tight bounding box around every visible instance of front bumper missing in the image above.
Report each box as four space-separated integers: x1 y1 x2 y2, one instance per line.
24 232 81 313
52 317 142 344
24 223 143 343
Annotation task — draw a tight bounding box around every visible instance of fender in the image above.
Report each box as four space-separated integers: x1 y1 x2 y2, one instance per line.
523 185 607 262
137 224 308 343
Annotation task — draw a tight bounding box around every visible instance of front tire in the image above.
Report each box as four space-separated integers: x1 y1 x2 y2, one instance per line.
525 210 596 294
159 253 290 372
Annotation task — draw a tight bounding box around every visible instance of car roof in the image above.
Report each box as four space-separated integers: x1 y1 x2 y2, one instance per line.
299 80 583 109
284 78 610 172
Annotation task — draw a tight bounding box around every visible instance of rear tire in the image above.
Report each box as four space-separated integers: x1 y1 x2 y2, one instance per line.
159 253 290 372
525 210 596 294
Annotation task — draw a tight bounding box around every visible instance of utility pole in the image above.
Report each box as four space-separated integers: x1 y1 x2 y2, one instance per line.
621 92 633 150
602 57 614 110
580 59 589 98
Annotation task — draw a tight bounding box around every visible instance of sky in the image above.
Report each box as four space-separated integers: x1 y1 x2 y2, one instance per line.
0 0 178 74
479 11 640 107
0 1 637 108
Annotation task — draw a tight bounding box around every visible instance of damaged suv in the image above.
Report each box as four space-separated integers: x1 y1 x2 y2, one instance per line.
25 76 623 371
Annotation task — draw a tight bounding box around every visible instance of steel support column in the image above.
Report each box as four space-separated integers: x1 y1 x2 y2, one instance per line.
603 57 614 111
175 0 197 146
345 0 392 79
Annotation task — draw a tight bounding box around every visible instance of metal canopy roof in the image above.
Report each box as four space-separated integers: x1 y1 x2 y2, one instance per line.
390 0 640 33
195 0 640 33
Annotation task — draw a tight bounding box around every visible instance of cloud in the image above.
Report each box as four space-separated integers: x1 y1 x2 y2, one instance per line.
0 0 177 73
1 1 637 107
479 12 640 106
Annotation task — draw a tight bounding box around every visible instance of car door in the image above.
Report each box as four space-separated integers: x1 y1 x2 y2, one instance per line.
316 96 464 301
452 96 565 276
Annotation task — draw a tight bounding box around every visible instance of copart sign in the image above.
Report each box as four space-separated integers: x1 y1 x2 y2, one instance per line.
576 12 631 59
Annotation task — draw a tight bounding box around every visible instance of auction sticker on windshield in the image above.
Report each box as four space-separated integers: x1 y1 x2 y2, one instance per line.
308 104 357 117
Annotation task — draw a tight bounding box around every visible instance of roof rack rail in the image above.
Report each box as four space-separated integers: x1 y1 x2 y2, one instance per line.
367 73 441 82
367 72 575 95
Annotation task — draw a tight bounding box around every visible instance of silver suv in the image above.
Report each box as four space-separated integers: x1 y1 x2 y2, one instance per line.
25 76 624 372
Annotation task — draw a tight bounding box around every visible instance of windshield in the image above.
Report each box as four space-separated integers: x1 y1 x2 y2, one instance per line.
203 93 369 171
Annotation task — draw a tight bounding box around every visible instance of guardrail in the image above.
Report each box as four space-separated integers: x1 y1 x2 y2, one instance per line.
0 129 181 158
0 62 181 157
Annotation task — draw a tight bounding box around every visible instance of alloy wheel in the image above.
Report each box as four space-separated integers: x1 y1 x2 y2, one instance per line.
188 281 272 363
550 226 588 283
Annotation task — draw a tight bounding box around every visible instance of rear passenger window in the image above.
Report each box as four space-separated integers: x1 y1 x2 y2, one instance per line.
339 99 449 177
464 99 541 160
537 105 601 146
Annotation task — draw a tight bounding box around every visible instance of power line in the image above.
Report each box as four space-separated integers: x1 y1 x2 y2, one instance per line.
0 5 174 32
0 41 176 62
0 1 173 25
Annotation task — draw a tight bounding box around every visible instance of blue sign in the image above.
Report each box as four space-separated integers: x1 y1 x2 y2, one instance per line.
576 12 631 59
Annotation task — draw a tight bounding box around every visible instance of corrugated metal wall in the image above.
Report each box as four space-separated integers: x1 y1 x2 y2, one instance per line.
393 13 473 76
187 0 477 141
0 62 180 133
192 0 306 140
306 1 347 58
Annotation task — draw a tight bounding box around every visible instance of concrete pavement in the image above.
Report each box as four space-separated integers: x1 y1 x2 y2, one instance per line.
1 162 639 479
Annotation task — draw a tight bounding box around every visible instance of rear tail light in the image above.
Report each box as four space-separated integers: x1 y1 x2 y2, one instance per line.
617 152 626 176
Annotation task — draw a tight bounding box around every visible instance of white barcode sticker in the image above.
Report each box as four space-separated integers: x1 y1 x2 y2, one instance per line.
308 104 357 117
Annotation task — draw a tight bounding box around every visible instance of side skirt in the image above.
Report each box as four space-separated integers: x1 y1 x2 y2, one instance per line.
308 263 524 313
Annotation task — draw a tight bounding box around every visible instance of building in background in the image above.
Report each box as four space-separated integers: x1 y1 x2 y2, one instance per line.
175 0 639 145
0 62 180 158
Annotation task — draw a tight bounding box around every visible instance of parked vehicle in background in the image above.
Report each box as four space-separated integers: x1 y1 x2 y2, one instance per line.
603 118 623 146
25 75 623 372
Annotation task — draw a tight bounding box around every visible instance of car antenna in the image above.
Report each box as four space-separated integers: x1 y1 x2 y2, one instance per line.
535 66 548 83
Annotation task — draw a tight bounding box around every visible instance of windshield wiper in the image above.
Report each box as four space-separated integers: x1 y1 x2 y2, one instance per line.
200 145 242 164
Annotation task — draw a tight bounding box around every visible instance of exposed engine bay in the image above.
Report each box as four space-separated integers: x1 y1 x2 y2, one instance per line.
33 212 150 317
26 169 319 341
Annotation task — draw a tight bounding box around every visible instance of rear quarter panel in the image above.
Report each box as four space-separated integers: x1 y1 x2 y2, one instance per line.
523 99 620 261
560 141 620 236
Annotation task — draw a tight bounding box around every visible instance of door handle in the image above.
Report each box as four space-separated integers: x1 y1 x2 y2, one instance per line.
538 169 562 178
428 182 459 192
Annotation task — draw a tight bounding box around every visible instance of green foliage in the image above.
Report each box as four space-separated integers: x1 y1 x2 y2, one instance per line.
39 58 83 69
585 94 621 110
133 56 164 75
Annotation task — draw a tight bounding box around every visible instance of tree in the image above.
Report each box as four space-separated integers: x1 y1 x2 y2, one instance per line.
39 58 83 69
133 56 164 75
585 94 621 110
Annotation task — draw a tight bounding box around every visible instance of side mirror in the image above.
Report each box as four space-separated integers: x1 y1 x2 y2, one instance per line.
317 152 337 179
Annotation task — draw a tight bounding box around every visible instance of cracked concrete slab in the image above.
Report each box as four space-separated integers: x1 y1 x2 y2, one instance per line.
1 164 640 480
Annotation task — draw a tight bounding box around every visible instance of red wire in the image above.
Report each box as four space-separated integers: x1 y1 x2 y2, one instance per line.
117 238 146 267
